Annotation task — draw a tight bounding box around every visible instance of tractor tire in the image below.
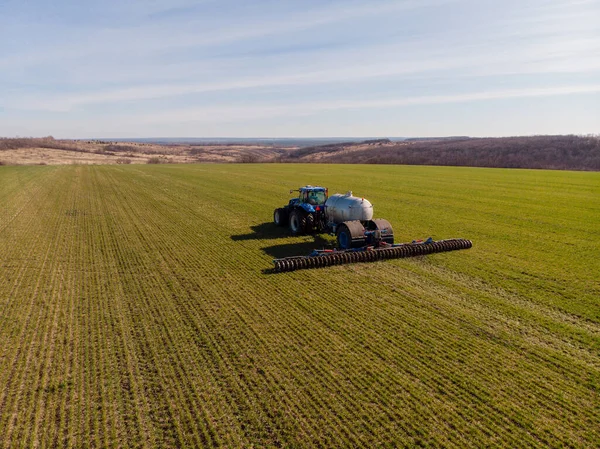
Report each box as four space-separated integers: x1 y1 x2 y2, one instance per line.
274 208 288 226
289 210 306 236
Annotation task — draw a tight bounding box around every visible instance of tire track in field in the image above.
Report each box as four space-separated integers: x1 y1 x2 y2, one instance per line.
98 167 536 444
413 263 600 358
0 169 75 448
72 167 127 449
118 168 540 444
97 168 226 447
50 178 85 449
102 167 366 444
102 167 251 447
304 260 600 444
292 260 596 446
102 170 502 446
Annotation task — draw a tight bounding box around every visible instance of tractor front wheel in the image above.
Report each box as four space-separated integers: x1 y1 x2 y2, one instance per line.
289 210 306 235
274 208 288 226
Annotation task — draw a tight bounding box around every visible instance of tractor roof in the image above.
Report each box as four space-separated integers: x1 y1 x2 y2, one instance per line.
299 185 326 192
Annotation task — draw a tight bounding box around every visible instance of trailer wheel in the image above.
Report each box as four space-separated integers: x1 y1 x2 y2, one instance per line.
289 210 306 235
337 220 366 249
336 224 352 249
274 208 288 226
371 218 394 245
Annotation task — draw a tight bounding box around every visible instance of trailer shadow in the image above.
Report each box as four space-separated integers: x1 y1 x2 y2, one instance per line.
261 235 334 259
231 222 338 273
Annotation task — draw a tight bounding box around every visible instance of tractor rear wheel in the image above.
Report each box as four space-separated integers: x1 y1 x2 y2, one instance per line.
289 210 306 235
274 208 288 226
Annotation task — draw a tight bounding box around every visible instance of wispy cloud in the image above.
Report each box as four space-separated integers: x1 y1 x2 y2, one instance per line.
8 34 599 112
0 0 451 69
115 84 600 125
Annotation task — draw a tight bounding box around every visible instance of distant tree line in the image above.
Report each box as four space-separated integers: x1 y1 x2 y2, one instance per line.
281 135 600 171
0 136 79 152
0 137 142 155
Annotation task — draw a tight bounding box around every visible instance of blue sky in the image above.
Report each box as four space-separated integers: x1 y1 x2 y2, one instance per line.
1 0 599 138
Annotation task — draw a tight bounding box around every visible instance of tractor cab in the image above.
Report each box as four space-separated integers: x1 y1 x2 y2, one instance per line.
294 186 328 206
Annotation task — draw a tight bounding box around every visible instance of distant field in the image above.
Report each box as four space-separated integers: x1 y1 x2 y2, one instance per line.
0 164 598 448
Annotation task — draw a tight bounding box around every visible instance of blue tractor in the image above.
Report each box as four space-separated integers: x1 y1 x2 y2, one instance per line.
274 185 395 249
273 186 328 235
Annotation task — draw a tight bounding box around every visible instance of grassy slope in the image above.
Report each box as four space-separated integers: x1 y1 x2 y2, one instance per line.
0 164 598 448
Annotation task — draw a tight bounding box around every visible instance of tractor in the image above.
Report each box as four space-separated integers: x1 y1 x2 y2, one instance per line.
273 185 394 249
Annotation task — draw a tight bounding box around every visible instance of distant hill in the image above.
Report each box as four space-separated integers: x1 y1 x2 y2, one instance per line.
105 137 404 148
280 135 600 171
2 135 598 170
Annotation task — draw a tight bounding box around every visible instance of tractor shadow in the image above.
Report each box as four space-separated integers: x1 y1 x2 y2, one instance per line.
230 223 289 241
260 235 335 274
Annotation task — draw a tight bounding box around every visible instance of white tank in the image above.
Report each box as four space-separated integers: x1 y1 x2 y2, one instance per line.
325 191 373 223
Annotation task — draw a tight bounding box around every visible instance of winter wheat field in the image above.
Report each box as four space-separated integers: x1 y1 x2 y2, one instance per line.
0 163 598 448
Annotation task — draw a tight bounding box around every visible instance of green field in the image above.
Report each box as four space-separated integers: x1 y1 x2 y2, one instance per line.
0 164 598 448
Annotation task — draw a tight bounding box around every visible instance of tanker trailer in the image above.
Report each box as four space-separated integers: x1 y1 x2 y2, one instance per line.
324 191 394 249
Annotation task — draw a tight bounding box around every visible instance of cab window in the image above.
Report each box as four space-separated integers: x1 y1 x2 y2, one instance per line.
306 190 326 205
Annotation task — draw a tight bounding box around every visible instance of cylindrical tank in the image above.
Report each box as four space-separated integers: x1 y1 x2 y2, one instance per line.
325 191 373 223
